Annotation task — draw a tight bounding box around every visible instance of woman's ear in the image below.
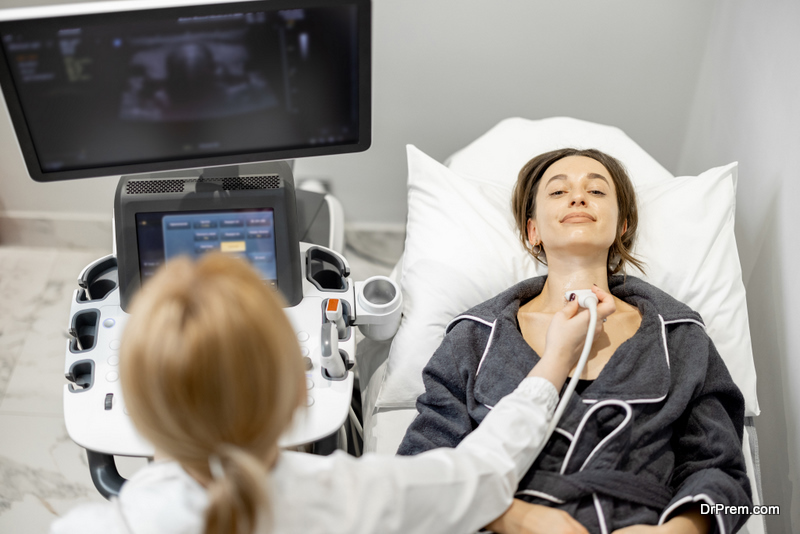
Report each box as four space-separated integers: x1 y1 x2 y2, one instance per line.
527 219 539 245
621 219 628 236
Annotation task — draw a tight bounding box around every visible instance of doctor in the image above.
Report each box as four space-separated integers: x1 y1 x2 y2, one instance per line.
51 253 612 534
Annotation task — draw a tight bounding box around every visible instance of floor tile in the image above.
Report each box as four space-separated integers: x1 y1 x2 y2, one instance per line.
346 228 405 269
0 248 58 403
2 249 107 415
0 412 102 529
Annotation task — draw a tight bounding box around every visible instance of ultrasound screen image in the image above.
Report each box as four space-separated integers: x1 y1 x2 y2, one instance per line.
1 5 359 172
119 30 280 122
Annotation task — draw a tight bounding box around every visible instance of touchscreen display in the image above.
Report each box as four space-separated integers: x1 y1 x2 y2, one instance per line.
135 208 276 285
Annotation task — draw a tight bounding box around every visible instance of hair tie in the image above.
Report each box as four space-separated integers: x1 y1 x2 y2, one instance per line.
209 454 225 481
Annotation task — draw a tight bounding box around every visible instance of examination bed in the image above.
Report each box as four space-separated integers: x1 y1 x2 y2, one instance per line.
355 117 766 534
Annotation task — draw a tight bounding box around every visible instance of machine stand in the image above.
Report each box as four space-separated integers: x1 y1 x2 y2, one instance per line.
87 450 127 500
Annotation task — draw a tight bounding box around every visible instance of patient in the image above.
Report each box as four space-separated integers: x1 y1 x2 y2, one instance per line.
397 148 752 534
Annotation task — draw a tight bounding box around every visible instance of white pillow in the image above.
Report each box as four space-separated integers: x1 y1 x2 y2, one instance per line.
375 145 545 409
631 163 759 416
377 142 759 417
446 116 674 187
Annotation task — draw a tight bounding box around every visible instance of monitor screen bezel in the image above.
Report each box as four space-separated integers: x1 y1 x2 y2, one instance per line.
114 163 303 311
0 0 371 183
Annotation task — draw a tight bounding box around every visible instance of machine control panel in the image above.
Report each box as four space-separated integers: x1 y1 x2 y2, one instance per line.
63 243 399 457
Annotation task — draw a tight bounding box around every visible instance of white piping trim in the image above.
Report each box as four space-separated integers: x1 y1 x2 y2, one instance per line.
657 316 707 370
658 314 671 369
662 318 706 330
445 314 494 331
626 394 668 404
515 490 566 504
582 395 668 405
476 322 497 376
577 315 694 405
658 493 726 534
593 493 609 534
582 314 684 406
579 403 633 471
560 399 633 475
444 315 497 376
554 427 574 441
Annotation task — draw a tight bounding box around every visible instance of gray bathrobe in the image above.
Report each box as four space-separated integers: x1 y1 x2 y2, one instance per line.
398 275 751 534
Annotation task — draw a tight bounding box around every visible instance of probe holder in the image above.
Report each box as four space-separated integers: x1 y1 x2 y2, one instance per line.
354 276 403 341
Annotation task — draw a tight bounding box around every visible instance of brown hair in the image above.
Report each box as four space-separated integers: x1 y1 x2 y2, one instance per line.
120 254 305 534
511 147 645 275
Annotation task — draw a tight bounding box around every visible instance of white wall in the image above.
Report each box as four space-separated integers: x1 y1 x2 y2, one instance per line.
0 0 715 223
677 1 800 531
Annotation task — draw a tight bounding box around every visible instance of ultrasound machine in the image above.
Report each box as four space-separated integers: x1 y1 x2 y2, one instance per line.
0 0 398 498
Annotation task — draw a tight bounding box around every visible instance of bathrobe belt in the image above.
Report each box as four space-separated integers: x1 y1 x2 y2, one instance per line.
520 469 673 510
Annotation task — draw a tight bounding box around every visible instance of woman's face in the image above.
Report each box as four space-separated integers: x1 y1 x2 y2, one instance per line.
527 155 625 259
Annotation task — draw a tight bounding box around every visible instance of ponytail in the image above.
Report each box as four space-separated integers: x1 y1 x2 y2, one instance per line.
204 445 270 534
120 254 306 534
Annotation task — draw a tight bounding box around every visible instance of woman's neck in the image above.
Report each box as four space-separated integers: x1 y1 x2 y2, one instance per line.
535 257 610 313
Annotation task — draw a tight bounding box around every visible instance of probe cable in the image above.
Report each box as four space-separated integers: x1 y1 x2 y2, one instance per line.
542 292 599 446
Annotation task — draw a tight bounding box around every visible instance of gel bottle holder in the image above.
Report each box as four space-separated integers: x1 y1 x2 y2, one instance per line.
353 276 402 341
306 246 349 292
66 360 95 392
69 309 100 353
77 255 118 303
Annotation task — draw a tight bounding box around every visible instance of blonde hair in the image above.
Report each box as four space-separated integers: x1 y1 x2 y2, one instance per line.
120 253 305 534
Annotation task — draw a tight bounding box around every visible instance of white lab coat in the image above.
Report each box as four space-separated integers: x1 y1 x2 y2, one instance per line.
50 376 557 534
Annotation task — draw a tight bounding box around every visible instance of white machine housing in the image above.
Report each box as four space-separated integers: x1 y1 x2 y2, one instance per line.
64 242 400 457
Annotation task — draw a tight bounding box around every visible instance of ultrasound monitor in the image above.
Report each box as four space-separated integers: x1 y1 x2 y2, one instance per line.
0 0 371 309
0 0 371 182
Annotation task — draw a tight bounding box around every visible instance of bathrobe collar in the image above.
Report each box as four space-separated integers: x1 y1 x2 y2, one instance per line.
451 275 704 405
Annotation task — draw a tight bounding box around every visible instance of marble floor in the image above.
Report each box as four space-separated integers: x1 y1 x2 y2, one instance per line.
0 228 404 532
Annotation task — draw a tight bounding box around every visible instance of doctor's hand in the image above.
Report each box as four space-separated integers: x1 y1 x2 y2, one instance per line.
527 285 615 389
485 499 589 534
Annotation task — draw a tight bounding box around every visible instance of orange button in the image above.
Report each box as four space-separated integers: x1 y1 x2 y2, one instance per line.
326 299 340 312
221 241 246 252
